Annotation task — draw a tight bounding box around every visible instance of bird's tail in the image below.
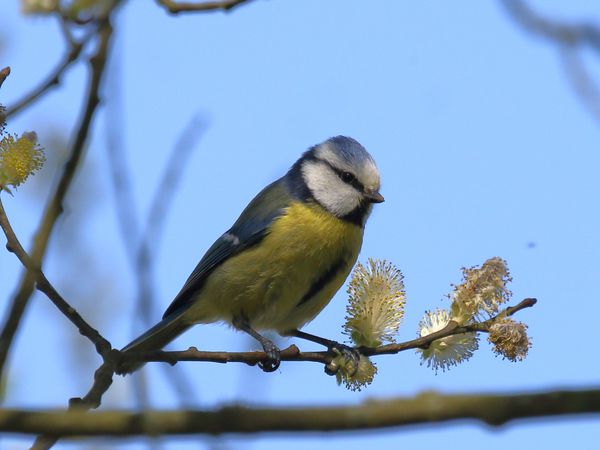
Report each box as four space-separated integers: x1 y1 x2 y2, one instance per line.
118 312 191 374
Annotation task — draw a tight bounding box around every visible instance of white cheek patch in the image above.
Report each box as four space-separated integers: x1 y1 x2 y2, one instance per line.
302 161 363 217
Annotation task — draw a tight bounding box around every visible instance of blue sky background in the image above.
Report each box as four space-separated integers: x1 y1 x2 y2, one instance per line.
1 1 599 449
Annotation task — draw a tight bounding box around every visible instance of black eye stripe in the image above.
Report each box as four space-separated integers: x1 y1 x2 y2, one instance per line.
307 155 366 192
327 164 365 192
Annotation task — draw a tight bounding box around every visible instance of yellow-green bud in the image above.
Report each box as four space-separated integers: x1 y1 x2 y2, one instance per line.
0 132 45 190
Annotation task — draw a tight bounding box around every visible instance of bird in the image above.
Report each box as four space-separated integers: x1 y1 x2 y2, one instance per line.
119 136 384 374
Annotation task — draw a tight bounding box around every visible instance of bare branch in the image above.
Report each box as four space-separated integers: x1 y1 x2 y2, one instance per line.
6 37 88 119
561 49 600 123
500 0 600 125
30 357 119 450
156 0 255 15
0 67 10 89
1 190 117 450
366 298 536 356
1 16 119 449
135 116 206 324
0 198 112 357
120 299 537 371
500 0 600 53
30 347 126 450
132 117 206 406
104 75 206 407
0 17 114 382
2 387 599 437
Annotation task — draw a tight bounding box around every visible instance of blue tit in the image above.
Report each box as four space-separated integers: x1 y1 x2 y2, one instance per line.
120 135 384 373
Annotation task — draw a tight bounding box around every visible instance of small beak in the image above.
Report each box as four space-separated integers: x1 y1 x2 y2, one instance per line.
364 189 385 203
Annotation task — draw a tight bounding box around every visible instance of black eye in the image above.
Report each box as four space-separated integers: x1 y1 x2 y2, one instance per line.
340 171 355 183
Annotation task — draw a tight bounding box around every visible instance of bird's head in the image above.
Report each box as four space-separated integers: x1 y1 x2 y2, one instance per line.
291 136 383 226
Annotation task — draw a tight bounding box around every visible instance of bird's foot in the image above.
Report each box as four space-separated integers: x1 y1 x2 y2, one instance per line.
258 340 281 372
233 316 281 372
283 329 361 376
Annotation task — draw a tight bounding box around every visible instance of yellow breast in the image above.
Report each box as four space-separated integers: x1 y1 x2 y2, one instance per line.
184 201 364 332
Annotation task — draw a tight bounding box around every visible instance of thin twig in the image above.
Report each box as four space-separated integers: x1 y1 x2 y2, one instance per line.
28 15 118 450
561 49 600 123
104 72 205 407
29 358 119 450
6 38 88 119
0 198 112 357
500 0 600 125
57 14 77 47
119 299 537 370
1 196 117 450
500 0 600 54
366 298 536 356
0 67 10 89
156 0 255 15
2 387 599 437
104 55 139 260
0 16 114 385
132 116 206 407
135 116 206 326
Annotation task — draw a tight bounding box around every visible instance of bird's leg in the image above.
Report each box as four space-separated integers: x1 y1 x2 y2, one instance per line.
285 329 361 376
232 316 280 372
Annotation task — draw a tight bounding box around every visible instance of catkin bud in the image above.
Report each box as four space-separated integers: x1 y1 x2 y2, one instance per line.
488 317 531 362
344 259 405 347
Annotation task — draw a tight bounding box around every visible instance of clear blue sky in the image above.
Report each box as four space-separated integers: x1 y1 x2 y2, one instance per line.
1 1 599 449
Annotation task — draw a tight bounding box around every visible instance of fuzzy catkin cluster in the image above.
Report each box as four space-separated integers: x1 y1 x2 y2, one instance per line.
344 259 405 348
333 259 405 390
333 354 378 392
416 257 531 373
488 317 531 361
0 132 45 190
417 309 479 373
450 257 512 324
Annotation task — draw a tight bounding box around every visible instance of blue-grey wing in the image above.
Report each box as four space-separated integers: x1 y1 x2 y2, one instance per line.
162 177 291 318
